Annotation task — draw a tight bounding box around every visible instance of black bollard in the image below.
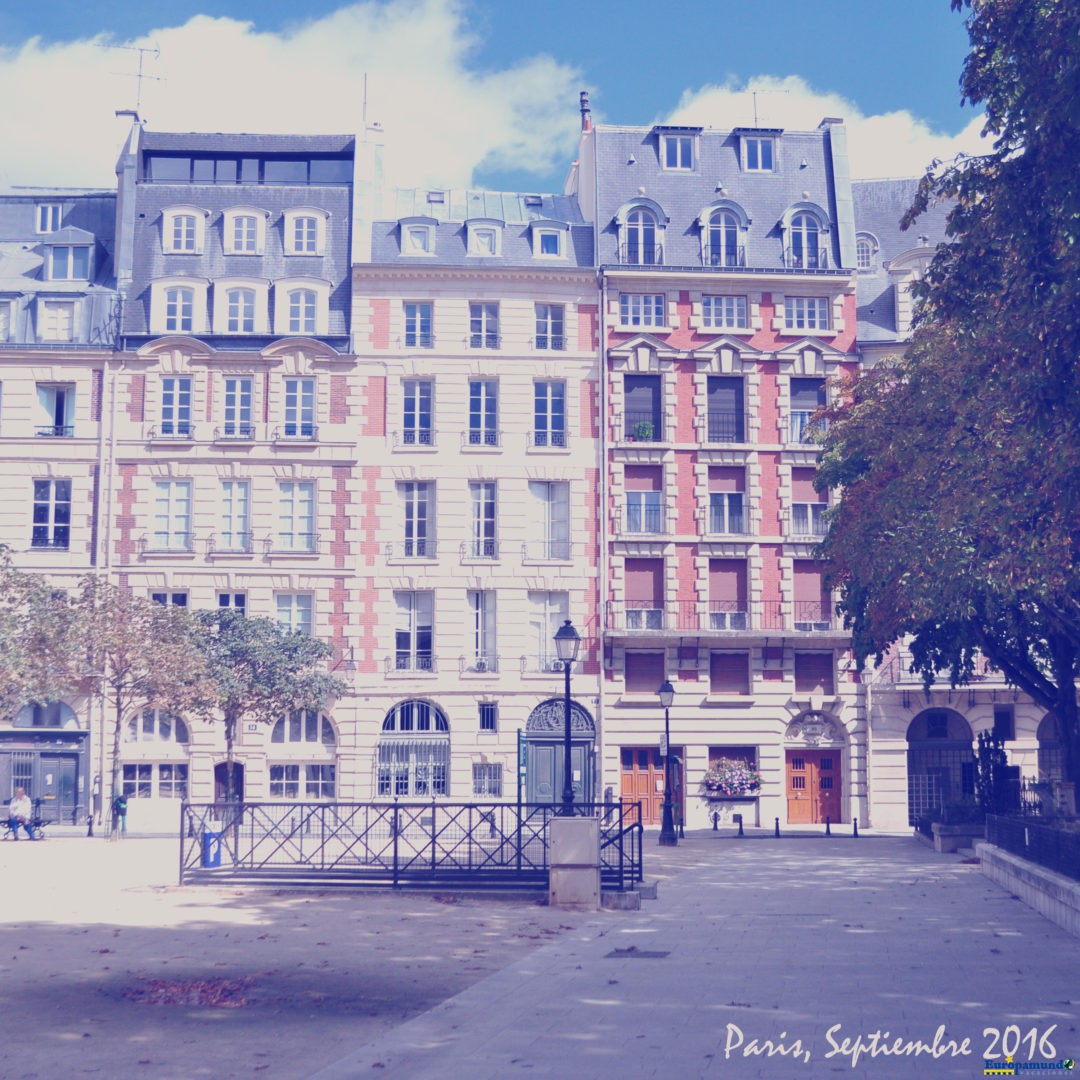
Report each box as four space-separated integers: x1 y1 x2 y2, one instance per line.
734 814 744 838
853 818 859 838
774 817 780 838
712 811 719 831
87 815 94 838
825 816 831 837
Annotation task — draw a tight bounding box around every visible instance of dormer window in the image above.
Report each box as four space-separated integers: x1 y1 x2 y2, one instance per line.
222 207 269 255
149 277 210 335
162 206 208 254
46 245 91 281
782 203 831 269
283 207 328 256
529 219 569 259
466 219 504 258
37 204 62 233
739 132 779 173
855 233 878 272
615 200 667 266
399 217 436 256
661 133 694 170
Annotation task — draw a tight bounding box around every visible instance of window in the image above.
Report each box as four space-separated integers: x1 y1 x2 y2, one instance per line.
0 300 11 342
151 591 188 608
791 468 827 538
743 136 775 172
702 295 747 329
226 288 256 333
535 303 565 350
378 701 450 796
623 374 661 440
283 376 316 438
528 590 568 672
624 466 662 534
708 467 746 534
706 376 744 442
469 481 497 558
625 558 665 629
619 293 665 327
395 591 434 671
467 224 501 257
162 208 205 254
165 287 195 333
625 651 665 694
661 133 694 170
271 710 336 746
37 203 62 233
218 592 246 613
39 300 75 343
793 561 831 630
402 379 433 445
533 229 563 258
710 652 750 695
151 480 192 552
478 702 498 733
709 559 748 630
277 481 316 552
993 705 1015 742
222 376 254 438
788 213 823 269
224 212 262 255
468 380 498 446
31 479 71 549
472 763 503 796
218 479 250 552
401 222 434 255
533 381 566 447
47 246 91 281
469 302 499 349
468 590 496 671
126 709 190 744
856 236 875 272
622 208 660 265
283 209 327 256
398 481 433 557
122 764 152 799
789 378 826 443
158 764 189 799
160 376 192 437
276 593 313 636
270 764 335 800
794 652 835 694
36 384 74 436
527 480 570 560
404 302 434 348
288 288 317 334
706 211 742 267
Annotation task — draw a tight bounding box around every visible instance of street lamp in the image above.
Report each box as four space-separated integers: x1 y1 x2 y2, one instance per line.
657 678 678 846
553 619 581 815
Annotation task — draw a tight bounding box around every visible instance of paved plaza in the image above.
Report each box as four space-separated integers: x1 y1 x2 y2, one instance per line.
1 832 1077 1079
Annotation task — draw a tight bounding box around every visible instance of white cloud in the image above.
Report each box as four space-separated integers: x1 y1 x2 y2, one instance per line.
665 75 987 179
0 0 583 190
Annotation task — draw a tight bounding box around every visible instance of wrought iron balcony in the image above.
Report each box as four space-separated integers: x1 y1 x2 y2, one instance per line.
701 411 746 443
529 429 567 449
214 423 256 441
535 335 565 351
273 423 318 442
461 655 499 674
784 247 830 270
704 247 747 268
35 424 74 438
387 654 438 674
617 243 663 266
521 538 571 561
623 411 662 442
465 428 501 448
461 539 498 560
394 428 435 448
385 539 437 560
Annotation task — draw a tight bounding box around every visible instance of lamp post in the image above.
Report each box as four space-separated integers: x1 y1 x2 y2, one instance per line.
553 619 581 815
657 678 677 846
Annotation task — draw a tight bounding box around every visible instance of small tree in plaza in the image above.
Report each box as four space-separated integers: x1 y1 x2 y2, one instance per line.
192 609 347 801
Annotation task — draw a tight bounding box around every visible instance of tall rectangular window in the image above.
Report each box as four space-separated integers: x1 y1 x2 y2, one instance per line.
291 215 319 254
706 376 744 442
791 467 827 537
625 557 665 629
170 214 198 252
533 380 565 447
226 288 256 334
394 591 434 671
619 293 665 327
527 480 569 559
219 480 250 552
230 215 259 253
790 378 826 444
469 481 497 558
160 376 192 437
288 289 318 334
528 591 568 672
277 481 315 551
624 466 663 534
39 301 75 343
661 134 694 170
623 374 661 440
398 481 433 557
276 593 313 636
164 287 194 332
535 303 565 350
152 480 192 551
793 562 831 630
36 384 74 437
478 702 498 732
468 590 496 671
709 559 748 630
402 379 433 445
37 204 62 233
31 479 71 549
469 302 499 349
223 376 254 438
708 467 746 535
468 380 498 446
283 376 315 438
743 136 775 172
403 302 434 348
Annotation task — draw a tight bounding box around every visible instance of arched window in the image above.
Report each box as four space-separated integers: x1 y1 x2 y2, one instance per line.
288 289 318 334
624 208 659 266
707 210 741 267
906 709 974 825
15 701 77 729
271 709 336 746
126 709 189 744
378 700 450 796
269 710 336 799
789 213 821 269
856 236 874 271
165 287 194 333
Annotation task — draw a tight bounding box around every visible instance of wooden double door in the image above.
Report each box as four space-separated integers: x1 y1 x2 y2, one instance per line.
620 746 683 826
786 749 842 824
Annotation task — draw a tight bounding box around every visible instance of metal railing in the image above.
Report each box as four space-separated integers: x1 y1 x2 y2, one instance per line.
180 800 643 890
35 424 75 438
618 243 663 266
464 429 501 448
623 411 663 442
986 814 1080 883
702 412 745 443
529 430 567 449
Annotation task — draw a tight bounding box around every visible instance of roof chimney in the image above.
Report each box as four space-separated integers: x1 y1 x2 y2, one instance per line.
580 91 592 132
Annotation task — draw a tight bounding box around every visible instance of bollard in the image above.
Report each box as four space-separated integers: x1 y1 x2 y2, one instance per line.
87 815 94 838
712 811 719 831
825 816 831 837
853 818 859 838
734 813 744 838
774 817 780 838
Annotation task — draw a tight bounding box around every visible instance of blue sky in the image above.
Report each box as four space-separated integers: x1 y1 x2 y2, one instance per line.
0 0 982 192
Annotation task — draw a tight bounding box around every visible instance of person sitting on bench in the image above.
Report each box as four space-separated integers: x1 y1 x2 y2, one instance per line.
7 788 35 840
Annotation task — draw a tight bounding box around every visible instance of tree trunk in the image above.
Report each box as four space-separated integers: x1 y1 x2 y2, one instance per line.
225 713 236 803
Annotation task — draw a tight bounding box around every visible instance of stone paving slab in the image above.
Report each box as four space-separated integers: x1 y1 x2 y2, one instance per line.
312 837 1080 1080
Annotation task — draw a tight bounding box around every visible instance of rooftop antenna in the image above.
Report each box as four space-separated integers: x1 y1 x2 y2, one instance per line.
111 43 161 118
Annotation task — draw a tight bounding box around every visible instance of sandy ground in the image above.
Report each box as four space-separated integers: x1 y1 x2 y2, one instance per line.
0 833 717 1079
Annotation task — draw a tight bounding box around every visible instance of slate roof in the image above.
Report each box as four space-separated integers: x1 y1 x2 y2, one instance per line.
139 132 355 155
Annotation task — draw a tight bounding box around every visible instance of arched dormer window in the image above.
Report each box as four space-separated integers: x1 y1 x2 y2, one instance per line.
781 203 830 269
161 206 209 255
698 201 750 268
614 199 667 266
222 207 270 256
855 234 877 272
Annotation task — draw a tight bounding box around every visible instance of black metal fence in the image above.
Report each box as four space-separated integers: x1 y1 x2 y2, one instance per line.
180 800 643 892
986 814 1080 882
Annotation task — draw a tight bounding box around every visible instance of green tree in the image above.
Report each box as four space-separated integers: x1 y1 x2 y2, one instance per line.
0 551 83 724
818 0 1080 786
78 577 214 808
192 609 347 801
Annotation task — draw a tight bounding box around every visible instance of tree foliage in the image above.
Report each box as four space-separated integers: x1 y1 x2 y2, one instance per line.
818 0 1080 784
192 609 347 798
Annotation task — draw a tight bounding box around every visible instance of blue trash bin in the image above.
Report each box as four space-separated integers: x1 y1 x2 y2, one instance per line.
202 831 222 868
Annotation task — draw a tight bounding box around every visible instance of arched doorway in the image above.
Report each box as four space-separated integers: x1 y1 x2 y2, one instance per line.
377 700 450 797
214 761 244 803
524 698 595 805
1036 714 1064 781
906 708 974 825
784 711 846 824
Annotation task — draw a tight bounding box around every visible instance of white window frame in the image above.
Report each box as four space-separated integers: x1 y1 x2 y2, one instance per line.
38 299 76 343
283 207 329 256
660 133 695 170
151 479 193 552
31 478 72 550
403 301 434 348
149 278 209 335
46 245 91 281
277 480 316 552
467 379 498 446
856 234 877 272
528 590 569 672
394 590 434 671
222 207 269 256
533 228 564 259
36 203 62 233
619 293 666 328
742 135 776 173
533 380 566 448
535 303 565 350
273 278 330 336
0 299 11 342
276 593 314 636
402 379 434 446
701 295 748 330
159 375 193 437
466 221 502 257
398 480 434 557
785 296 831 332
708 491 745 535
219 479 251 552
212 279 269 335
468 302 500 349
400 220 435 256
527 480 570 560
468 480 497 558
467 590 497 670
283 376 316 438
161 206 208 254
221 376 254 438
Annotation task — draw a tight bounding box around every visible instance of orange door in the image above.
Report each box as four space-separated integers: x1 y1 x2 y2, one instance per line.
621 747 681 825
786 750 842 824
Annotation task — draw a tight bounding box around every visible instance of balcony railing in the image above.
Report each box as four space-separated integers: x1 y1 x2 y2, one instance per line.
149 422 194 440
702 412 745 443
274 423 318 442
211 532 253 554
535 335 565 351
465 429 501 448
623 411 662 442
214 423 256 441
468 333 501 350
704 504 748 536
529 430 567 449
788 504 828 539
707 602 750 631
521 538 571 561
523 655 574 675
268 533 319 555
30 535 70 550
784 247 830 270
404 332 435 349
395 428 435 448
461 655 499 674
386 539 437 560
35 424 74 438
704 247 747 268
462 538 498 560
792 601 837 631
617 503 666 535
140 534 194 555
607 603 666 632
618 243 663 266
387 654 437 674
